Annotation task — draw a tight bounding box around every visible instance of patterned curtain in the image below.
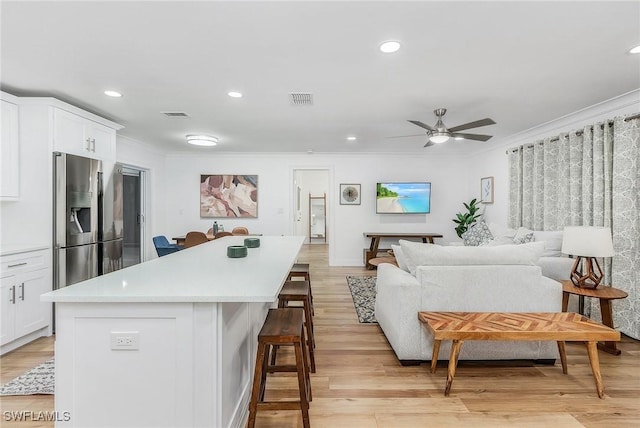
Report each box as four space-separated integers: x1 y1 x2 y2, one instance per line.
508 114 639 340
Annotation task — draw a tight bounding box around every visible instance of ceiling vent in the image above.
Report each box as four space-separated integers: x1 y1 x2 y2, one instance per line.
289 92 313 106
161 111 190 118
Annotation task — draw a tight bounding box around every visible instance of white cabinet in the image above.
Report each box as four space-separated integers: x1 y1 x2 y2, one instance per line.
1 98 20 199
53 108 116 161
0 248 51 353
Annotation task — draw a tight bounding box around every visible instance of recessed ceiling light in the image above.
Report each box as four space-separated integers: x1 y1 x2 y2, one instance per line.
379 40 401 53
228 91 243 98
454 137 464 141
104 90 122 97
629 45 640 54
347 136 357 141
186 135 218 146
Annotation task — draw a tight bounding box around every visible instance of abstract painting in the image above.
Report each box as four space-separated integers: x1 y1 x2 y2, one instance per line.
200 175 258 218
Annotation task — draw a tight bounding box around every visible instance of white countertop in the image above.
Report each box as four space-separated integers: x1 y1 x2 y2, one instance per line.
1 243 50 257
42 235 305 303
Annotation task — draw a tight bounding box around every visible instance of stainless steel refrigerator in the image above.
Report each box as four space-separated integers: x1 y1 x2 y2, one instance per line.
53 152 124 289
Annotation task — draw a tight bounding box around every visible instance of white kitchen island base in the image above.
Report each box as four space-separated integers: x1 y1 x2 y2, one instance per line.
44 236 305 428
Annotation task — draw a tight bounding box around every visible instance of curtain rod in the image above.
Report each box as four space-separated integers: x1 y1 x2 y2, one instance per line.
504 114 640 155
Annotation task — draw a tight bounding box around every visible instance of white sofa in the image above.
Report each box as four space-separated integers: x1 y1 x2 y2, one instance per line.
375 241 563 364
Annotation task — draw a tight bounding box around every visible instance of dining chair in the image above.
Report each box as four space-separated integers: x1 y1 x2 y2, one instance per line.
153 235 183 257
214 231 233 239
184 231 209 248
231 226 249 235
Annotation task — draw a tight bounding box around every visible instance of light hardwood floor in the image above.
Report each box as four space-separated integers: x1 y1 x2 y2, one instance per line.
1 244 639 427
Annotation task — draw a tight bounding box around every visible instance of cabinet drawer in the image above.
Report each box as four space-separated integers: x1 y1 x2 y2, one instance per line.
1 250 48 277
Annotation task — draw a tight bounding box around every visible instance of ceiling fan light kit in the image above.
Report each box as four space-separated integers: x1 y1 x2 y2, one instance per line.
407 108 496 148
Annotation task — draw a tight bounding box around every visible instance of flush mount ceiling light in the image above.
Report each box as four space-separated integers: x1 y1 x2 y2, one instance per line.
227 91 243 98
104 90 122 97
629 45 640 54
379 40 401 53
347 136 357 141
186 135 218 146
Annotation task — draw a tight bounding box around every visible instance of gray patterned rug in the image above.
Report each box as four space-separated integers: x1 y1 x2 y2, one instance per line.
346 276 377 323
0 359 54 395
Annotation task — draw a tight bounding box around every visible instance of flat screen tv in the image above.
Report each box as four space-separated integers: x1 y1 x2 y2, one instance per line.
376 182 431 214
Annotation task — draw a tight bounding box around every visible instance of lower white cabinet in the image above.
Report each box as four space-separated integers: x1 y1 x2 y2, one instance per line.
0 248 52 353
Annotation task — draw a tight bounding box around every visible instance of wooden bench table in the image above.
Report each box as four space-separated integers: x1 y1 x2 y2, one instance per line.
418 311 620 398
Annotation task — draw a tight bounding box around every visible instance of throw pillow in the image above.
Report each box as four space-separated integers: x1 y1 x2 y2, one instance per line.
461 220 494 246
391 244 410 272
532 230 564 257
486 222 517 239
513 227 534 244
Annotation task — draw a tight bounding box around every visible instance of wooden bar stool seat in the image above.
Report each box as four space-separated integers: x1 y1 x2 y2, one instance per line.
248 308 311 428
273 281 316 373
287 263 314 315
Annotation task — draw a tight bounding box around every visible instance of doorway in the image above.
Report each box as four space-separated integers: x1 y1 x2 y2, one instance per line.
122 167 145 267
293 169 330 244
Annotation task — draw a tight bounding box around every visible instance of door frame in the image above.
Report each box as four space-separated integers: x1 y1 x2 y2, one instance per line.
121 165 147 263
289 166 335 264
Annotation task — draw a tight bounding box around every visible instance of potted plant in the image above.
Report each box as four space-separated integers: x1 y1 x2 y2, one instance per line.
453 198 481 238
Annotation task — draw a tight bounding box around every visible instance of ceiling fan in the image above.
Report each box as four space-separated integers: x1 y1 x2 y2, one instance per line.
406 108 496 147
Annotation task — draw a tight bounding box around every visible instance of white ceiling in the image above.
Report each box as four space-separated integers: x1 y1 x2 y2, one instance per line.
2 1 639 155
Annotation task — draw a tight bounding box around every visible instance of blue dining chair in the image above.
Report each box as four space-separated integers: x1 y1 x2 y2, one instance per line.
153 235 183 257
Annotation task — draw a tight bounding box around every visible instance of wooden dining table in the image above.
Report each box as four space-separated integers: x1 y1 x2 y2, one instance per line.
172 233 215 246
172 233 261 247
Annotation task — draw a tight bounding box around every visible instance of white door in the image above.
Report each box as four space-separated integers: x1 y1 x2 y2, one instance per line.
14 268 51 338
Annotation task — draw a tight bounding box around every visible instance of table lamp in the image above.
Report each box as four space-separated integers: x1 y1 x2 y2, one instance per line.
561 226 614 289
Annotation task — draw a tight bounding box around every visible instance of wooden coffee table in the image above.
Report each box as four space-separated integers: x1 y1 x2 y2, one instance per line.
418 311 620 398
562 281 628 355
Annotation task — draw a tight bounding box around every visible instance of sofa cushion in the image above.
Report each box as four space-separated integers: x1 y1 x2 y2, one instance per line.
391 244 410 272
461 219 494 246
399 240 545 274
533 230 564 257
486 222 517 239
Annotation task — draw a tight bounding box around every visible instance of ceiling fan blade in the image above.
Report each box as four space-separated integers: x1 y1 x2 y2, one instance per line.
451 132 493 142
423 140 435 148
408 120 435 132
448 118 496 132
385 133 425 139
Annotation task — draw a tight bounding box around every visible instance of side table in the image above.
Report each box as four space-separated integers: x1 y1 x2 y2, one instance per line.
561 280 628 355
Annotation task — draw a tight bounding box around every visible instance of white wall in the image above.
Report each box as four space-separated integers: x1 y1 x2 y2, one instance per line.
163 153 468 266
116 136 167 261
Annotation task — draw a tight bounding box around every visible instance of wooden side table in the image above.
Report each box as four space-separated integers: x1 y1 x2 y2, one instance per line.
561 280 628 355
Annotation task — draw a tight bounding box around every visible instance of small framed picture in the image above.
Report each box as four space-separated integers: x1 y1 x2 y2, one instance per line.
480 176 494 204
340 184 361 205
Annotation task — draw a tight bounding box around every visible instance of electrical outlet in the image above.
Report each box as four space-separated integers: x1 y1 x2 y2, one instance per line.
110 332 140 350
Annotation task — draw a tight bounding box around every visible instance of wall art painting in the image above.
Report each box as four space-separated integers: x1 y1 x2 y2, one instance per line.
200 175 258 218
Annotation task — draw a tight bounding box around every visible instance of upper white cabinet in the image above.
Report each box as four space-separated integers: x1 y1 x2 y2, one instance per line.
1 98 20 199
53 108 117 161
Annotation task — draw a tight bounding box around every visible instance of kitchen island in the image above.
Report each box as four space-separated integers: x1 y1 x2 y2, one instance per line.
42 235 305 428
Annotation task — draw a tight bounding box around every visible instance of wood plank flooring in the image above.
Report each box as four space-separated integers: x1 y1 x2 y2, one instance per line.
1 244 639 427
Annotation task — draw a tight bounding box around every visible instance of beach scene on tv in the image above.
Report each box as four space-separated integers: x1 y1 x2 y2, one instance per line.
376 182 431 214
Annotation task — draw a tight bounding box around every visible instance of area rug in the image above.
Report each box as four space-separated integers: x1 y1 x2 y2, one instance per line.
346 276 377 323
0 359 54 395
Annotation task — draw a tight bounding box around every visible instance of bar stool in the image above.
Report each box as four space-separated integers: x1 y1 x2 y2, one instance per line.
248 308 311 428
271 281 316 373
287 263 314 315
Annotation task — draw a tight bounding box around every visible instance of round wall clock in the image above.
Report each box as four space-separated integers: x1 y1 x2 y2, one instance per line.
340 184 361 205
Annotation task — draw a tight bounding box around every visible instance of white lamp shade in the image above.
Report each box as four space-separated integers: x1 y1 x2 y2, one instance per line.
561 226 614 257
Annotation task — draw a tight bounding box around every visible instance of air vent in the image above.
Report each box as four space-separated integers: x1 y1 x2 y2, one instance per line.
161 111 190 118
289 92 313 106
